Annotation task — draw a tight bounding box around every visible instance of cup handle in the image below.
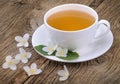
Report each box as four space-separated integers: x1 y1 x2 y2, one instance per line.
94 20 110 39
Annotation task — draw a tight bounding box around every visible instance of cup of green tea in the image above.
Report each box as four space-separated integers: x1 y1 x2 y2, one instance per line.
44 4 110 50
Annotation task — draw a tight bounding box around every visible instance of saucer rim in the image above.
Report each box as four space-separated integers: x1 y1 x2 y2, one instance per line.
32 24 113 63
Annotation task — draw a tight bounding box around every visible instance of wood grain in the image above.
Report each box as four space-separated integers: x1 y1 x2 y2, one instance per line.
0 0 120 84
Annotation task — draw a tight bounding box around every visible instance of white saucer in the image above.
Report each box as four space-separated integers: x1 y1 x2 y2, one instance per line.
32 24 113 63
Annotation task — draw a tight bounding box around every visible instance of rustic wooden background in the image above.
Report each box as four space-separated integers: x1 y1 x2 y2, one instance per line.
0 0 120 84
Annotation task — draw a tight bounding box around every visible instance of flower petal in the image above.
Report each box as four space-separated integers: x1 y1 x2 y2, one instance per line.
48 51 54 55
2 63 8 69
27 72 32 76
24 42 29 47
17 43 23 47
56 47 62 52
14 59 19 64
23 66 30 72
63 49 68 55
19 48 26 53
22 59 28 63
52 44 58 50
59 76 68 81
10 65 17 70
55 52 60 57
23 33 30 40
6 56 12 62
31 63 37 69
15 36 22 42
42 47 49 52
58 70 66 77
35 69 42 74
26 52 32 58
15 54 21 60
64 65 69 75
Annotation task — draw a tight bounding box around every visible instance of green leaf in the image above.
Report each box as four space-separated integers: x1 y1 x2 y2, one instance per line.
34 45 79 60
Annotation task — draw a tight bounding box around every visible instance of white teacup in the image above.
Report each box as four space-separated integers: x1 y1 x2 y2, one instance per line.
44 4 110 50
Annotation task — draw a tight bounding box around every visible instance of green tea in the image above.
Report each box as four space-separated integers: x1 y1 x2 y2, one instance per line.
47 10 95 31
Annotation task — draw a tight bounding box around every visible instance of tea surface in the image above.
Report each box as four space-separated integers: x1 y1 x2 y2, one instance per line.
47 10 95 31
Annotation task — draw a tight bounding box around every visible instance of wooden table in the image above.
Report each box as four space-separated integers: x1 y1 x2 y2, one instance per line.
0 0 120 84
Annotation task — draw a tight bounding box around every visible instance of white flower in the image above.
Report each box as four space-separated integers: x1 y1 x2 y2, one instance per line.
42 42 57 55
15 48 32 63
2 55 19 70
15 33 30 47
58 65 70 81
56 47 68 57
23 63 42 76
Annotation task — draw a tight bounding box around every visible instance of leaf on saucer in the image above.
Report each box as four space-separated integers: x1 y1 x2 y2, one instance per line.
34 45 79 60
